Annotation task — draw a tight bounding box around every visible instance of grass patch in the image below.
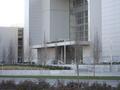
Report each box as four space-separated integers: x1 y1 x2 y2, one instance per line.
0 65 43 70
0 75 120 80
0 65 71 70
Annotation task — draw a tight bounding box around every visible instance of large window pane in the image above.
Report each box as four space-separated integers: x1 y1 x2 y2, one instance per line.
70 0 88 41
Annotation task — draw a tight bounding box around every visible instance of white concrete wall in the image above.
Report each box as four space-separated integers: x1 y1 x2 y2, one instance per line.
86 0 102 63
89 0 102 42
50 0 69 41
24 0 51 61
0 27 18 63
102 0 120 62
29 0 50 45
28 0 70 45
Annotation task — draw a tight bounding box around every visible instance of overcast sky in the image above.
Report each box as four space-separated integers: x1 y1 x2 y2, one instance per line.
0 0 24 27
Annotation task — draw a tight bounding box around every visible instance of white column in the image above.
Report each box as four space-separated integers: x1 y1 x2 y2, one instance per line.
64 41 66 64
61 47 63 62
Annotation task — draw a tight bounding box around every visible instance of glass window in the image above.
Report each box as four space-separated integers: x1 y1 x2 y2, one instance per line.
85 24 88 30
70 0 88 41
85 17 88 23
76 18 84 24
85 11 88 17
76 12 84 18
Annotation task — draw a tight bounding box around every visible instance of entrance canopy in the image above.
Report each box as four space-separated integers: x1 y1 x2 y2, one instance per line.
32 40 90 49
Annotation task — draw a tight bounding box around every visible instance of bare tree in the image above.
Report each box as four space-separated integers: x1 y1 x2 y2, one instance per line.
37 33 47 65
93 29 101 76
74 29 83 86
1 48 7 64
28 47 34 65
27 38 34 65
7 40 16 64
43 32 47 66
93 30 101 64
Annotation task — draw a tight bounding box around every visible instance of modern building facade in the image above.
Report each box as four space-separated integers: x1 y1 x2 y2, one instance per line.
0 27 24 64
24 0 102 65
25 0 120 64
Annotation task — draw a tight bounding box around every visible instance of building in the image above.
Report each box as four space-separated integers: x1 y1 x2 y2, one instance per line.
0 27 24 64
24 0 101 65
101 0 120 63
25 0 120 65
18 28 24 63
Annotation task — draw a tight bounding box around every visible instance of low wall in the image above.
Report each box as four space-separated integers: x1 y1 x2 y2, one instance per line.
0 65 120 76
54 64 120 72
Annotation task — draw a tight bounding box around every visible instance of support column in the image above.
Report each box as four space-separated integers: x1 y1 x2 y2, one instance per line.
64 41 66 64
61 47 63 63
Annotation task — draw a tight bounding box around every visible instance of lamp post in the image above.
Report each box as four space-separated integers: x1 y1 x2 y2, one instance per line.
109 38 113 72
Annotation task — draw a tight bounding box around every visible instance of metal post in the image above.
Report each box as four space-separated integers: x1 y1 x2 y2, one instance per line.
109 39 113 72
43 32 47 66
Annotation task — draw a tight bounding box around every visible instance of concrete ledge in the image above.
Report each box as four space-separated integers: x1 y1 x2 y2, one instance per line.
0 75 120 80
0 70 120 77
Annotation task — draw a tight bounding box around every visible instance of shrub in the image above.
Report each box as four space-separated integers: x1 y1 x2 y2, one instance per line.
0 80 16 90
117 83 120 90
0 80 118 90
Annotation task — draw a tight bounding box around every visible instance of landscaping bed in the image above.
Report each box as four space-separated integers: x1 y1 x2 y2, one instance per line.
0 65 71 70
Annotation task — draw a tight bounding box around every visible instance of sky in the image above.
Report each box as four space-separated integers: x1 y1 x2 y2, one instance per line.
0 0 24 27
